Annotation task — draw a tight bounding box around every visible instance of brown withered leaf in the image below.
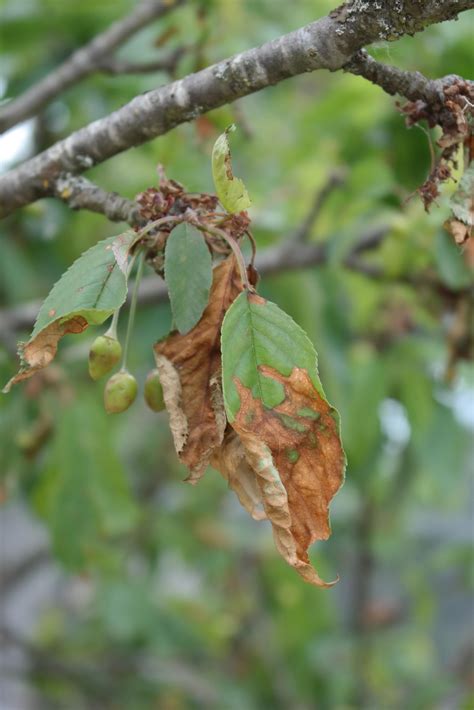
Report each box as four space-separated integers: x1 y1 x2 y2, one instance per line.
210 428 266 521
444 218 472 246
4 317 87 392
154 256 245 482
232 366 345 588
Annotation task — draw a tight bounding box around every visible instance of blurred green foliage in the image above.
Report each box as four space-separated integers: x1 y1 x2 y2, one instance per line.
0 1 473 708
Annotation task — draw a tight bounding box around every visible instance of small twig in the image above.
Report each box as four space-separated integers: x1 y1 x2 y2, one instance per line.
0 0 185 134
97 46 187 76
120 251 145 371
289 170 347 245
350 497 375 707
0 548 51 592
55 175 143 226
344 49 465 104
194 222 251 289
245 230 257 266
1 627 220 705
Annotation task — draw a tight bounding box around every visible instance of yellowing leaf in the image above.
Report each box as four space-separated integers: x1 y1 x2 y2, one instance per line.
34 396 139 569
211 124 251 214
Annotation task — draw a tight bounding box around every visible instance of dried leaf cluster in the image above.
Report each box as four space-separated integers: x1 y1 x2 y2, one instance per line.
399 78 473 247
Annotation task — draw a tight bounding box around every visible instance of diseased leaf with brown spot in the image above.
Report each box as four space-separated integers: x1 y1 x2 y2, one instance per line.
5 317 88 389
220 291 346 587
232 367 345 587
154 255 245 482
3 233 134 393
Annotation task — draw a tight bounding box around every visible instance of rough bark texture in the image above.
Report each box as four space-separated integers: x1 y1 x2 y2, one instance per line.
54 176 143 226
0 0 472 217
345 49 466 103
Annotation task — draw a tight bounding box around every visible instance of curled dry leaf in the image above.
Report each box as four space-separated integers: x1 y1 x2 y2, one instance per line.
220 291 346 587
210 428 266 521
4 317 88 391
232 368 345 588
154 255 245 482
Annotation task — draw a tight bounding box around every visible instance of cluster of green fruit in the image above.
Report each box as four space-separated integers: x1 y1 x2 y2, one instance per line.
88 334 165 414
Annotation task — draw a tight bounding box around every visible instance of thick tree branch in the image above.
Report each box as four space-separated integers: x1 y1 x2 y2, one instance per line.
0 0 472 219
0 0 185 135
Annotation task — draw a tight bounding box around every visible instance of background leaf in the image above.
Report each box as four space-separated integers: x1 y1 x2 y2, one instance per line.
33 395 139 570
434 229 471 289
164 222 212 334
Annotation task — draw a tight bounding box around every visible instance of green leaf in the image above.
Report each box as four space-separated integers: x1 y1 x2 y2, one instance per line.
450 163 474 226
3 232 134 392
435 229 471 289
33 397 139 570
221 291 327 422
164 222 212 334
32 231 133 337
211 124 251 214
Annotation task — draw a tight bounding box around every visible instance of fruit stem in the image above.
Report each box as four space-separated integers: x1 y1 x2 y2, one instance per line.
105 307 120 340
194 223 251 290
121 249 145 372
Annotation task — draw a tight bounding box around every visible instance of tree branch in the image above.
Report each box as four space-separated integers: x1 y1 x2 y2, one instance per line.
0 0 471 218
286 170 347 245
0 0 185 135
345 49 465 103
54 175 143 226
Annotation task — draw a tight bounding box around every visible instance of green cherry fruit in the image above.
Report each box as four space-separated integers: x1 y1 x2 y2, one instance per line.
144 369 166 412
104 371 137 414
88 335 122 381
